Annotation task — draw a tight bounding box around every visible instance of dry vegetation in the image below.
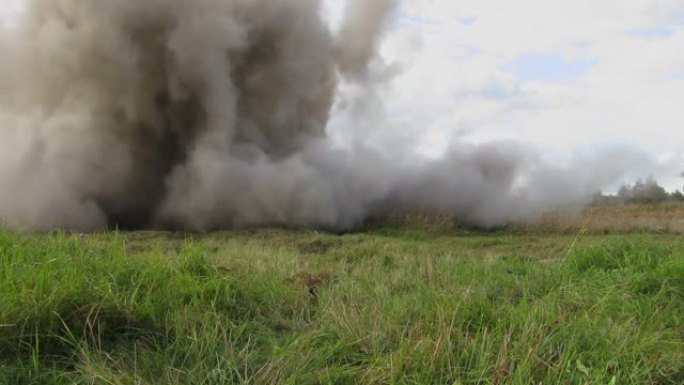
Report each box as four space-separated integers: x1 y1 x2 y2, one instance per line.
365 202 684 235
521 202 684 235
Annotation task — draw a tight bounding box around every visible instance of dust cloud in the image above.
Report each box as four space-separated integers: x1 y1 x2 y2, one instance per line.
0 0 642 231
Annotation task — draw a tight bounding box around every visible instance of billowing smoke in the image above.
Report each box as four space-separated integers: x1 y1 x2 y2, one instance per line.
0 0 642 232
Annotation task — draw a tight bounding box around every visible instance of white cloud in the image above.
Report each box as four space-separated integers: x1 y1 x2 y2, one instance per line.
0 0 22 22
325 0 684 189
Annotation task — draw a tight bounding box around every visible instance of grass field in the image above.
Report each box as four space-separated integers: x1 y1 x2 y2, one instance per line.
0 210 682 384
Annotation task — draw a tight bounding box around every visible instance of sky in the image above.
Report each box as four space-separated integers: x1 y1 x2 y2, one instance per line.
325 0 684 190
2 0 684 190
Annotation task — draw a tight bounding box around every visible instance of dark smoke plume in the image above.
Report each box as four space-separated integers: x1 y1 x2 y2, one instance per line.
0 0 642 231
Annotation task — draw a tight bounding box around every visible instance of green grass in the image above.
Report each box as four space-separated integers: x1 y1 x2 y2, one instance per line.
0 227 682 384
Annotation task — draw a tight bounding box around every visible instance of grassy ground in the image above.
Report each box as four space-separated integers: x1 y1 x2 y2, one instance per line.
0 223 682 384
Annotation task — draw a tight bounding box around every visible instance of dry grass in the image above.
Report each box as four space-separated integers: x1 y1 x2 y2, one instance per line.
521 202 684 235
365 202 684 235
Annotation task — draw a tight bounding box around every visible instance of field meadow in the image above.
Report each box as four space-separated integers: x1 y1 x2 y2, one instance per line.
0 204 682 384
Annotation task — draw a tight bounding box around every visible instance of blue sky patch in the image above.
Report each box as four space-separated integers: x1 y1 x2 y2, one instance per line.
460 16 477 26
505 53 596 83
627 26 675 38
664 72 684 80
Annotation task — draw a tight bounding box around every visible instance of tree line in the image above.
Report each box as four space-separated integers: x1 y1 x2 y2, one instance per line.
593 176 684 205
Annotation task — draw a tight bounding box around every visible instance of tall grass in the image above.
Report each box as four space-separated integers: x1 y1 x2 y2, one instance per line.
0 229 681 384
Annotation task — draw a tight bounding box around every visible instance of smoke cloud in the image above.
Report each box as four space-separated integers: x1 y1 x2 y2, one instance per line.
0 0 642 232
